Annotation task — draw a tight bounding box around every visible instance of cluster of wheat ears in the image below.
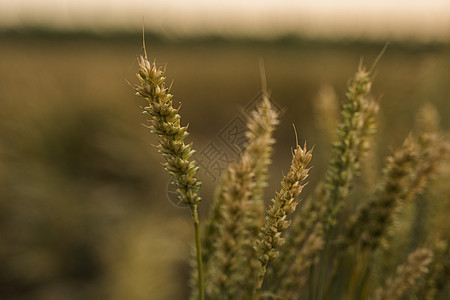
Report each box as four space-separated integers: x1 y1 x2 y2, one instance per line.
133 45 449 300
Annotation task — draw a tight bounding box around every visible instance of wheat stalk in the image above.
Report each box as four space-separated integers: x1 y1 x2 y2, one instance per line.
134 53 204 299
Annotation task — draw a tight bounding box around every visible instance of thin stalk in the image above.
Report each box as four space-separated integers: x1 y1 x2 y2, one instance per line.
316 230 332 299
323 255 341 299
357 263 372 300
191 204 204 300
308 264 316 300
347 251 368 299
254 264 267 300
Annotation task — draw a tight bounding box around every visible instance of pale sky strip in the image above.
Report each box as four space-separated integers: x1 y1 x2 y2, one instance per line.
1 0 449 41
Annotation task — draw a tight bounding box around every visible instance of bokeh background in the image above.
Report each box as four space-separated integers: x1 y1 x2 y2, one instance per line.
1 1 449 299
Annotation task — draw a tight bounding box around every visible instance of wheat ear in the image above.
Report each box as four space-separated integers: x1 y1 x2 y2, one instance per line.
372 248 433 300
328 132 448 299
321 62 378 230
197 96 278 299
255 143 313 299
344 135 418 251
134 55 204 299
240 94 279 297
287 62 378 256
419 240 448 300
313 84 340 144
244 93 279 233
273 62 377 299
206 161 254 299
407 132 450 201
341 131 449 254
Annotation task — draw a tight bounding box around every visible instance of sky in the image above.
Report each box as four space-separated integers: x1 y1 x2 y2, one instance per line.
1 0 450 41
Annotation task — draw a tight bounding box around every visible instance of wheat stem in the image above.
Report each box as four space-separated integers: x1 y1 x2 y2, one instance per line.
308 264 316 300
191 204 205 300
347 250 370 299
316 231 331 299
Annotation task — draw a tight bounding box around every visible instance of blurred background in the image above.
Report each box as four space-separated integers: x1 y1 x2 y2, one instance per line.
0 1 449 299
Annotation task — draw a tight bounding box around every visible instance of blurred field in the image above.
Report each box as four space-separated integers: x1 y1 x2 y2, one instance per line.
0 32 449 299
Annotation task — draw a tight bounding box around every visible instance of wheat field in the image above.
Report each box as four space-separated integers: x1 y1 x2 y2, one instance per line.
0 32 449 299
